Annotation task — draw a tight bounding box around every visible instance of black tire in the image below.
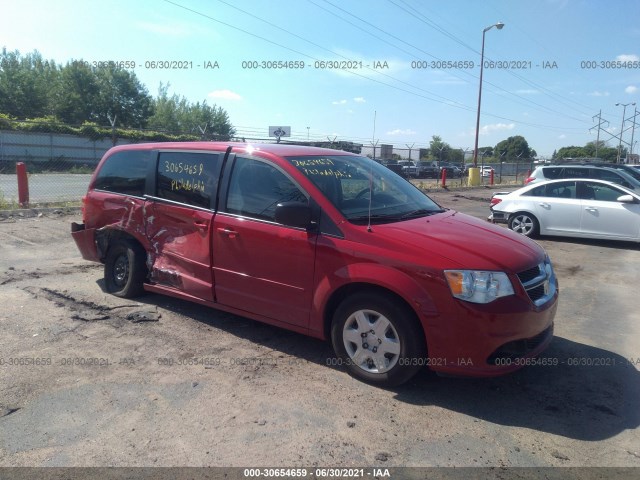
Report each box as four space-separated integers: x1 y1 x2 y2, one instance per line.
331 292 426 387
508 212 539 238
104 240 147 298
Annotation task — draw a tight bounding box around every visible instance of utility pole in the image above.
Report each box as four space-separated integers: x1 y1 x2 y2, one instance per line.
616 102 636 163
589 110 609 159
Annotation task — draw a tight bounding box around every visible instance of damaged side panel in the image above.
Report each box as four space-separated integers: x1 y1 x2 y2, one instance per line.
145 202 215 302
72 194 151 262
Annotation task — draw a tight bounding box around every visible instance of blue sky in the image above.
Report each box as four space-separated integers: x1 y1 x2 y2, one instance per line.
3 0 640 157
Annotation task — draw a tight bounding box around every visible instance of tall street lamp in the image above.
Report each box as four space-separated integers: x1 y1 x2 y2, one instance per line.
616 102 636 163
473 22 504 169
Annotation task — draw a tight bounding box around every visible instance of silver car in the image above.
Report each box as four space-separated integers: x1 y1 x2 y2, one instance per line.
525 165 640 191
489 178 640 242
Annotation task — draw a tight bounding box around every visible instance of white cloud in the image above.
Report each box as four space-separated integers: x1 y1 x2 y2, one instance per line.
480 123 515 135
353 97 366 103
625 85 638 94
208 89 242 100
332 99 347 105
558 134 567 139
516 89 538 95
387 129 417 136
588 90 610 97
617 54 640 62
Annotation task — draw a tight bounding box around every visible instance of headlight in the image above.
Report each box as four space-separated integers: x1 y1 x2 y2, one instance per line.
444 270 514 304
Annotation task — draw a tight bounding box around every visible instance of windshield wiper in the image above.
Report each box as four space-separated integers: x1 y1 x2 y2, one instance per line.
399 208 445 219
349 209 444 224
348 213 400 224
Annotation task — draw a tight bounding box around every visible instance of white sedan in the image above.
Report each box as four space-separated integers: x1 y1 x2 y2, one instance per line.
488 178 640 241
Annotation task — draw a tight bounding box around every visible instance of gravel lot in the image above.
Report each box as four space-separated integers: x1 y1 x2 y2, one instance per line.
0 186 639 469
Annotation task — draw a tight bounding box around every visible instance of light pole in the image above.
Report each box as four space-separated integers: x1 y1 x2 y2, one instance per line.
616 102 635 163
307 126 310 141
473 22 504 169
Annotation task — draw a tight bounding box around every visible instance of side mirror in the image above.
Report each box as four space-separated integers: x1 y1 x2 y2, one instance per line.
616 194 636 203
275 202 313 229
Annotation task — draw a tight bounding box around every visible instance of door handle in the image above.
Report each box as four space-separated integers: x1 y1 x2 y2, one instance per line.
217 227 239 239
194 221 209 230
585 207 598 212
538 203 550 208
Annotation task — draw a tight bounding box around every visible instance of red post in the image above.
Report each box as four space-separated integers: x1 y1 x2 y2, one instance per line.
441 168 447 188
16 162 29 208
489 169 494 185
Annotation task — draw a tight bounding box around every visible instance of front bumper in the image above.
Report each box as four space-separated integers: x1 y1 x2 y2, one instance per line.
423 259 559 377
425 293 558 377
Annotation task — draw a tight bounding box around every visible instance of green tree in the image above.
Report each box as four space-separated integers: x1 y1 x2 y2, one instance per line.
0 48 57 118
556 142 621 163
52 60 100 124
494 135 533 161
429 135 452 162
94 65 153 128
148 83 235 140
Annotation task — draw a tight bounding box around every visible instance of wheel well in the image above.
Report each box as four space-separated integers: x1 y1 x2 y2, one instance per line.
323 283 425 345
96 229 145 262
509 210 536 219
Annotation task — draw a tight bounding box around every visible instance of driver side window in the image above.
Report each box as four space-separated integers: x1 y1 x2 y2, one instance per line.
225 157 307 222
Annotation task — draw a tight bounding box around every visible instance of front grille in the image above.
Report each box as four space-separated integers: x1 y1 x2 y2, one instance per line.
527 284 546 303
517 260 557 307
517 265 542 284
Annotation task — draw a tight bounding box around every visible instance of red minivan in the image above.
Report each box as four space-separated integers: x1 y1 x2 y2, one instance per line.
72 142 558 386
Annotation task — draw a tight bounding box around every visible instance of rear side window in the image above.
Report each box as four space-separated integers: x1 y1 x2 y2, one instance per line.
541 167 562 179
94 150 148 196
523 185 546 197
544 181 576 198
156 152 221 209
561 167 590 178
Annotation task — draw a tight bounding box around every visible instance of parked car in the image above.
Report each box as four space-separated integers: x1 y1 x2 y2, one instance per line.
72 142 558 386
524 165 640 191
489 178 640 241
415 161 440 178
432 162 462 178
585 162 640 182
398 160 417 177
377 159 406 178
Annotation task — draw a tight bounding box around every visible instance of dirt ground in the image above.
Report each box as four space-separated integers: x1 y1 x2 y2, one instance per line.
0 186 639 469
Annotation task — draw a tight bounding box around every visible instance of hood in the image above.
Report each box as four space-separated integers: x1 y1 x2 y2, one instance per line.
368 210 545 273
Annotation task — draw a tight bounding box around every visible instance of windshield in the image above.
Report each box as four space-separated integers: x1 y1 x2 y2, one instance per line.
286 155 444 224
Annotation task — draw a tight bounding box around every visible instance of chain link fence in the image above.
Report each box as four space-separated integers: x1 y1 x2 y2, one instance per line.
0 120 534 208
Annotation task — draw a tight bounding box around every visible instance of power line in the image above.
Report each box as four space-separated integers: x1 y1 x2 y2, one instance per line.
164 0 589 138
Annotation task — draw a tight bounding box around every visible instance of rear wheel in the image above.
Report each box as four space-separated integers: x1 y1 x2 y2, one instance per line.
508 212 539 238
331 292 425 386
104 240 147 298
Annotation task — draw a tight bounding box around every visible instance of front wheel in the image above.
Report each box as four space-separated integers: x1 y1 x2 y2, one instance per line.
104 240 147 298
331 293 425 386
508 212 539 238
